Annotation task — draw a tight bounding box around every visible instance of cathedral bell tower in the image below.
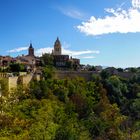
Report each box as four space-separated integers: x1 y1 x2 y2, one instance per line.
28 43 34 56
54 37 62 55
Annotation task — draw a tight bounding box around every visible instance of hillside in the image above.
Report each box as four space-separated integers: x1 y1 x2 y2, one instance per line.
0 67 140 140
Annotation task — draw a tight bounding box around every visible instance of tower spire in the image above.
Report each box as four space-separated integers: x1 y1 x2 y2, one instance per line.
54 37 61 55
30 40 32 45
28 42 34 56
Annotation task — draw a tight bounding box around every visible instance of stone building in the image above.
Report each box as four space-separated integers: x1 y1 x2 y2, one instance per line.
52 37 69 67
16 43 40 72
0 38 80 71
0 56 16 67
52 37 80 68
17 43 36 64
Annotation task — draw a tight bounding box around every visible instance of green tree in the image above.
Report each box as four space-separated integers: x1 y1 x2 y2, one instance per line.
42 66 55 80
41 53 54 66
105 76 128 106
100 69 110 79
9 63 26 72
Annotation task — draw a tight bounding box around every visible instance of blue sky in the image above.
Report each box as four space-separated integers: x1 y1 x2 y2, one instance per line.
0 0 140 68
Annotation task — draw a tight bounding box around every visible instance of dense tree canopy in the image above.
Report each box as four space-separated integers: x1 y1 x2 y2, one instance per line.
0 67 140 140
9 63 26 72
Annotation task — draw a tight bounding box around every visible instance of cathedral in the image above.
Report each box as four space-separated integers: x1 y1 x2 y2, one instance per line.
0 38 80 71
52 37 69 67
52 37 80 68
53 37 62 55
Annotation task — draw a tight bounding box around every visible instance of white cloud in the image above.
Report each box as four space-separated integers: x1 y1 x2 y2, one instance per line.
62 48 99 56
62 42 70 49
58 6 86 20
132 0 140 8
8 47 28 53
35 47 52 56
35 47 99 58
81 56 95 59
77 0 140 36
70 55 95 59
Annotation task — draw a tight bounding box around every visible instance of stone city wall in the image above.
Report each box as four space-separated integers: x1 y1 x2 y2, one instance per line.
0 71 136 91
55 71 135 81
55 71 99 81
0 73 41 91
8 76 19 91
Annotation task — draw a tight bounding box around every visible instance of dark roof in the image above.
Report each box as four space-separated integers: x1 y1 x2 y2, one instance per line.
55 37 61 45
29 43 33 48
